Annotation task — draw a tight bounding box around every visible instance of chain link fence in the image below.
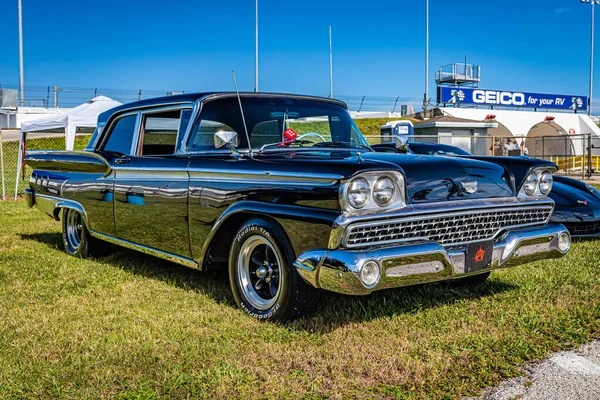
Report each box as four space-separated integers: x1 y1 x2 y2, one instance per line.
0 130 91 200
0 83 424 114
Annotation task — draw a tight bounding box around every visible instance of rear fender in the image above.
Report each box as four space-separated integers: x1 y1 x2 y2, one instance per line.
29 191 92 231
25 151 111 176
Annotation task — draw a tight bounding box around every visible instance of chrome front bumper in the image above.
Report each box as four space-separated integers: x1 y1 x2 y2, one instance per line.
294 224 570 295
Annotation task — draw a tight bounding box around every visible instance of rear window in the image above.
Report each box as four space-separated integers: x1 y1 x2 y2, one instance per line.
102 115 137 155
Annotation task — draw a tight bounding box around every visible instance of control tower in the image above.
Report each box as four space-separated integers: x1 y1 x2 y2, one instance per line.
435 63 480 107
436 63 480 88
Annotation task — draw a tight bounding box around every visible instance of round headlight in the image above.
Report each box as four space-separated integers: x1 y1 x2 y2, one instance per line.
347 178 370 209
360 261 381 288
373 177 395 207
539 171 553 195
558 232 571 253
523 172 539 196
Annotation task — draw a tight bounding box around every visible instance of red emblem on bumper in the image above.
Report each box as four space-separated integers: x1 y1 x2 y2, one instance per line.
474 247 485 263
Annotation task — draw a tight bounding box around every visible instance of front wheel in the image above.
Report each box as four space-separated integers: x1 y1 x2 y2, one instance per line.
229 219 320 321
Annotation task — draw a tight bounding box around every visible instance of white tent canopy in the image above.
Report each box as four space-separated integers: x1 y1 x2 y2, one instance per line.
20 95 122 150
15 96 122 199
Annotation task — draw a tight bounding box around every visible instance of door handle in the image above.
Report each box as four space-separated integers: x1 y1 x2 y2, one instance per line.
115 158 130 165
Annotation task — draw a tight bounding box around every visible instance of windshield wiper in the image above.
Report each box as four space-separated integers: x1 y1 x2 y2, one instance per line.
259 139 314 153
258 140 372 153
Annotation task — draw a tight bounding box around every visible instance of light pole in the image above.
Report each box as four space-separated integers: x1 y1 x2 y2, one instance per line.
581 0 600 116
18 0 25 106
423 0 429 116
255 0 259 92
329 25 333 98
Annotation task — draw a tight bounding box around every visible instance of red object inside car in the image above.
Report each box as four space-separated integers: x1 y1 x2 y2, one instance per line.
284 128 297 142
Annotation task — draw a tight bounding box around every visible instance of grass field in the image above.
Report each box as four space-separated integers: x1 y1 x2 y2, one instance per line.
1 200 600 399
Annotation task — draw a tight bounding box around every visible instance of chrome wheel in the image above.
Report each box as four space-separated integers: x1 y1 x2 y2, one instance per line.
237 235 283 310
65 210 83 251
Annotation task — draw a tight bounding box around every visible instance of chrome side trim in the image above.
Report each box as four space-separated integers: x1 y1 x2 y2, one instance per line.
188 169 341 186
112 169 190 181
90 231 200 270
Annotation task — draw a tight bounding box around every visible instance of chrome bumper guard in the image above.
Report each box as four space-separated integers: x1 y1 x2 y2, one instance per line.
294 224 570 295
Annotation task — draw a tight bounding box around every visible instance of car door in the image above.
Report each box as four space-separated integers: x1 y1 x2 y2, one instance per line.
112 106 193 258
78 112 140 237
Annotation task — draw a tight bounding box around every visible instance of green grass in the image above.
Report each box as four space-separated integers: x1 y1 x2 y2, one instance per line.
355 117 417 137
1 201 600 399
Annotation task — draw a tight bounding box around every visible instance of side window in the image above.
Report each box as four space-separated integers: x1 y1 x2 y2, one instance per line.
188 120 236 151
102 115 137 155
138 109 192 156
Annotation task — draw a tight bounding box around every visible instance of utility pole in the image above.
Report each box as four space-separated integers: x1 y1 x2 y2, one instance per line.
581 0 600 116
53 86 63 108
329 25 333 98
423 0 429 117
255 0 259 92
18 0 25 106
590 0 596 116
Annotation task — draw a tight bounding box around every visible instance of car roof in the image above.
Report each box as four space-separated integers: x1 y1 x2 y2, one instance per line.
98 92 348 125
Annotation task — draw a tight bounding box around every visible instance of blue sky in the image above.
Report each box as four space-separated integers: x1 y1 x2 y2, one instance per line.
0 0 596 102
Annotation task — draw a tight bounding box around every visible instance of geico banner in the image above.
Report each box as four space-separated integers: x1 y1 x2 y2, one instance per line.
438 87 588 111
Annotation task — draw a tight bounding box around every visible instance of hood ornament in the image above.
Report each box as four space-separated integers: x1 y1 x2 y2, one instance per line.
460 180 478 194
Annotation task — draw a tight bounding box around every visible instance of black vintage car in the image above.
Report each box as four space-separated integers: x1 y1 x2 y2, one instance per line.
375 142 600 239
25 93 571 320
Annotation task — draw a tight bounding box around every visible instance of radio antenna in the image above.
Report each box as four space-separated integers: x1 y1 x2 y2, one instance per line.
232 70 253 157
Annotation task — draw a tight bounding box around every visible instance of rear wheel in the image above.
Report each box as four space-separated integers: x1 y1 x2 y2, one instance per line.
229 218 320 321
61 208 110 258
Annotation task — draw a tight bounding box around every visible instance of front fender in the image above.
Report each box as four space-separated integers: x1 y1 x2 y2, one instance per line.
198 200 340 265
465 156 558 192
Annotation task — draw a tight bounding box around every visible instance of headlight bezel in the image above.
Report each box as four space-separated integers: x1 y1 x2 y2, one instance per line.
340 171 406 213
518 168 554 198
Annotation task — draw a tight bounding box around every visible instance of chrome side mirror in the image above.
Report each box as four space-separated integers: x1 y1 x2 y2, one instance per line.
214 131 239 149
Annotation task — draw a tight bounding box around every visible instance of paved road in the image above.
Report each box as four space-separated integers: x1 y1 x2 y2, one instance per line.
472 341 600 400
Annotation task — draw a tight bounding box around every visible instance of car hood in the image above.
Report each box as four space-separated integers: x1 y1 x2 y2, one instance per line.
248 151 513 203
360 153 514 203
549 177 600 222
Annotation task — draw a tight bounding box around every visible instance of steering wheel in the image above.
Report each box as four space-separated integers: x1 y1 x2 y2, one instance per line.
297 132 326 143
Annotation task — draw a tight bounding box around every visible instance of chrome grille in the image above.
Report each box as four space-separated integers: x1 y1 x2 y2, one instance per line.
343 206 553 248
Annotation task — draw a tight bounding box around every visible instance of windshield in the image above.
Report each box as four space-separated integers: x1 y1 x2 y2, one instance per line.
186 96 369 152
